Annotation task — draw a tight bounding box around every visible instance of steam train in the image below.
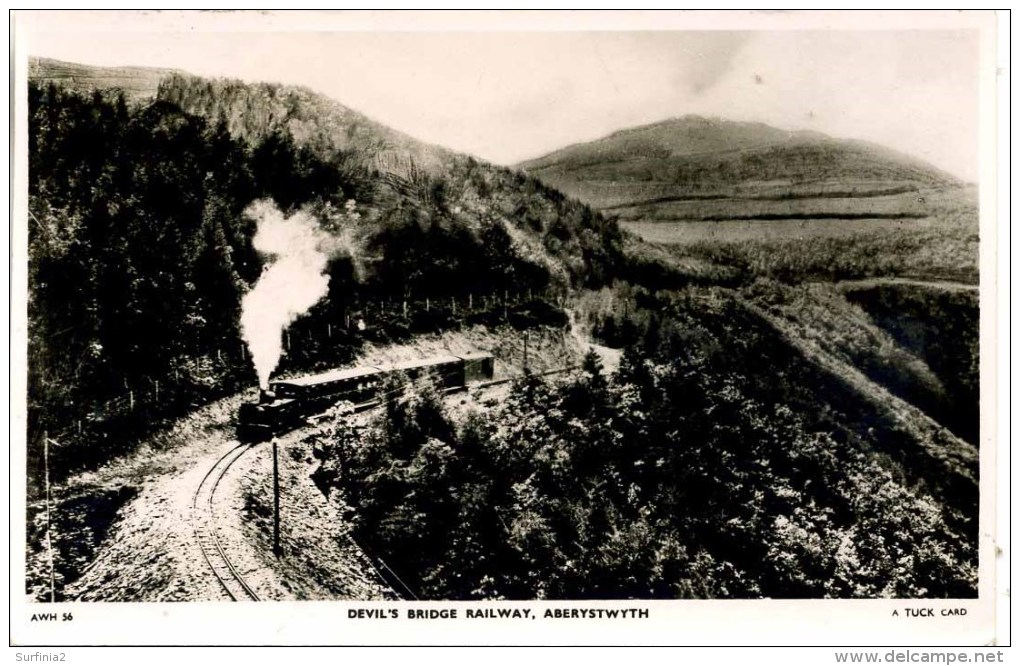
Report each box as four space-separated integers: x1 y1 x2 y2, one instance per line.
237 352 495 442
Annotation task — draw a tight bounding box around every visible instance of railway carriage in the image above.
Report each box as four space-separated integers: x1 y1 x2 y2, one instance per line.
374 355 464 389
272 366 384 404
237 352 495 442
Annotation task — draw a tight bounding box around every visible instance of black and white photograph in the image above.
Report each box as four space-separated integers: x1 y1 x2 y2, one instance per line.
10 9 1004 648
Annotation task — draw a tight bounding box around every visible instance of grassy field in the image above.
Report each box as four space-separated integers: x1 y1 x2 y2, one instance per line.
613 190 927 223
623 216 938 243
630 186 978 285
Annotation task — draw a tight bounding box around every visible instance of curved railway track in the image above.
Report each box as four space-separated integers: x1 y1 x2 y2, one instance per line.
191 364 577 600
192 442 262 602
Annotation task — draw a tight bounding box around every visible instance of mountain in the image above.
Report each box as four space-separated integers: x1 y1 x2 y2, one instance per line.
517 115 962 223
155 73 456 174
28 57 453 175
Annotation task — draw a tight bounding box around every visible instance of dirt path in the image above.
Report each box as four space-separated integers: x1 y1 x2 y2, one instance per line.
53 326 583 602
61 392 389 601
64 395 250 601
222 426 394 601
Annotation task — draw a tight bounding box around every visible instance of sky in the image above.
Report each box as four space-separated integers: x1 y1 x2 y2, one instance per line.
19 11 985 181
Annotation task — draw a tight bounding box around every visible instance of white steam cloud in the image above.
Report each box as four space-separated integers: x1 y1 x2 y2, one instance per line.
241 200 335 389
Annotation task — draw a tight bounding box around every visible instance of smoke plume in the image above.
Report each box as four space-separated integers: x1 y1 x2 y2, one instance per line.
241 200 336 389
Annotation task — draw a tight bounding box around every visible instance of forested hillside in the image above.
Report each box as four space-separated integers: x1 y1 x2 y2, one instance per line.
26 60 980 602
27 80 624 485
155 73 454 174
315 287 977 599
28 57 178 103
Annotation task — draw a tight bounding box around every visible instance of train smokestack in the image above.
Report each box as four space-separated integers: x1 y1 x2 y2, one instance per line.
259 388 276 404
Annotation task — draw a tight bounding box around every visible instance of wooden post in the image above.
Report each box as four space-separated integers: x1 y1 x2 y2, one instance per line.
129 390 134 410
426 298 430 312
43 432 56 603
272 439 282 557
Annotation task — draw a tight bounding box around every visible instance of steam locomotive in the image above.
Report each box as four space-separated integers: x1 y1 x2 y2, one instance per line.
237 352 495 442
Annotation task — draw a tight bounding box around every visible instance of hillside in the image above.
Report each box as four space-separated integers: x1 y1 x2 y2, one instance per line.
25 60 979 602
26 65 626 487
28 57 180 103
28 57 454 174
517 115 963 225
155 73 456 174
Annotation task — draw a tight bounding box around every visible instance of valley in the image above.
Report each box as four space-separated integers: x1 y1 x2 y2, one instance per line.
24 57 981 602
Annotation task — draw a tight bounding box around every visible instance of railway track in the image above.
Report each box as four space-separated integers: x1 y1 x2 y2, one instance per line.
192 442 262 602
192 365 576 600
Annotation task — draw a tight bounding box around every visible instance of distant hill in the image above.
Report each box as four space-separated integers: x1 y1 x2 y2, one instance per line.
517 115 962 223
155 73 456 174
28 57 180 103
28 57 454 175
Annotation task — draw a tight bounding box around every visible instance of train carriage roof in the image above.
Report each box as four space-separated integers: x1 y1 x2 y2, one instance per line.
374 355 462 374
273 365 382 387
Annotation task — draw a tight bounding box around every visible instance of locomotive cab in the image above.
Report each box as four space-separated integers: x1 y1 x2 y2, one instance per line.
237 401 274 442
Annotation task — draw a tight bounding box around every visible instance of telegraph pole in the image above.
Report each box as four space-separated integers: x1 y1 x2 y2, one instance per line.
272 439 282 557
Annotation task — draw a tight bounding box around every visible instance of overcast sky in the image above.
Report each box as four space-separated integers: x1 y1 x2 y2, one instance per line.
20 11 983 181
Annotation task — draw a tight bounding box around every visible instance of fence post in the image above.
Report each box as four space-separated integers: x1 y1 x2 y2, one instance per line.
43 431 56 603
426 298 430 313
129 390 134 410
